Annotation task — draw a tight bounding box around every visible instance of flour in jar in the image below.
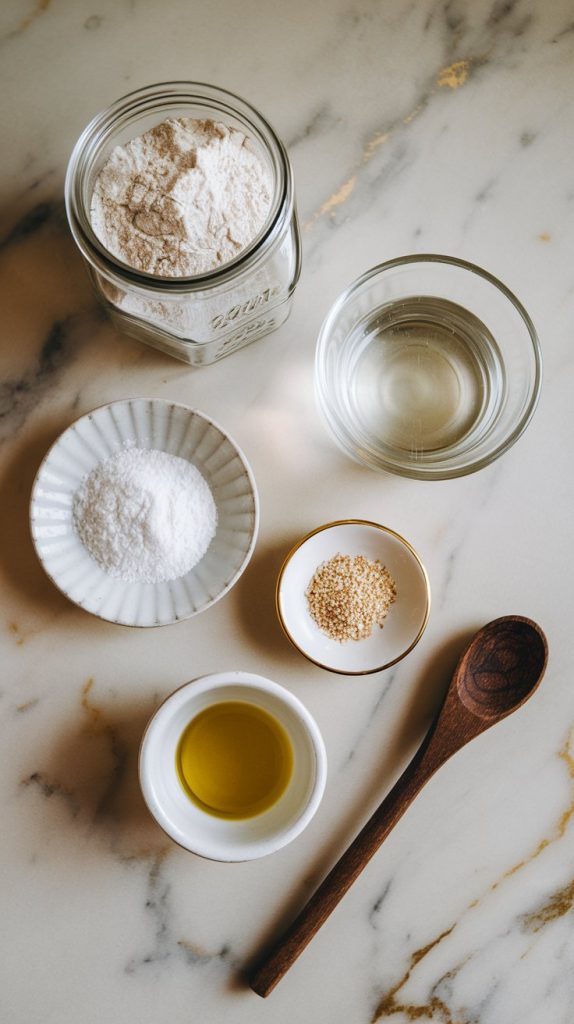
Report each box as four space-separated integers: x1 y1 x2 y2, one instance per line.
90 117 273 277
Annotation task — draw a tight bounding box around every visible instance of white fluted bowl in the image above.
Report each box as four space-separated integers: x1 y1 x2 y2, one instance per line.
30 399 259 626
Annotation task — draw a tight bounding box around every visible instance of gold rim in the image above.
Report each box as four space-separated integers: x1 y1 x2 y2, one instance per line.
275 519 431 676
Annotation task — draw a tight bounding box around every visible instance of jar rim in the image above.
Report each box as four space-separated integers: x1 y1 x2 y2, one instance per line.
65 81 293 293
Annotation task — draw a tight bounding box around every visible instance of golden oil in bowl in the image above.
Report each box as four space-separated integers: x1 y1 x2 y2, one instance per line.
176 701 293 819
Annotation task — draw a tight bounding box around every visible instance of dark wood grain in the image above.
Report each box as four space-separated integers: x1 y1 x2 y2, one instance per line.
249 616 548 998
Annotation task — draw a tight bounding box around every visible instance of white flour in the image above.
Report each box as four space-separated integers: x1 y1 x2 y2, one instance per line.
91 117 273 277
73 447 217 583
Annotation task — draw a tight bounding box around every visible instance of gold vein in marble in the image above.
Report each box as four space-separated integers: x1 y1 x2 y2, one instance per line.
177 938 230 965
17 0 51 35
16 698 39 713
305 55 473 232
372 926 462 1022
373 731 574 1021
8 621 24 646
305 124 393 229
491 732 574 890
82 677 103 732
403 104 425 125
436 60 471 90
304 175 357 229
522 879 574 932
376 995 469 1023
319 175 357 213
79 678 133 823
363 131 391 162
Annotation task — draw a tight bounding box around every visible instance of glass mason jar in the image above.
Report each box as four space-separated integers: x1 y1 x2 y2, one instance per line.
65 82 301 365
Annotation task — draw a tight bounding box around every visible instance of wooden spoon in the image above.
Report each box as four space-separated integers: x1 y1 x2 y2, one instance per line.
250 615 548 997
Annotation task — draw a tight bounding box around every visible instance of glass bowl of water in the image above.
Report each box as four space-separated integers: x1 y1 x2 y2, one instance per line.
315 255 542 480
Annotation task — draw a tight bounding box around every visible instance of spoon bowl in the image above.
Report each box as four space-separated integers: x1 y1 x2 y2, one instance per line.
456 616 547 719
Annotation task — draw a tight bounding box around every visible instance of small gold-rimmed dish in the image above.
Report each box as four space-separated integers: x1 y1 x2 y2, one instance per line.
276 520 431 675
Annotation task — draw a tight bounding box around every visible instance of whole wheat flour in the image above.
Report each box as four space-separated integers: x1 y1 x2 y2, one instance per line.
90 117 273 277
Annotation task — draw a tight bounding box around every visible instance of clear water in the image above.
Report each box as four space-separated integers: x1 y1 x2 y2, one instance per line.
345 297 505 456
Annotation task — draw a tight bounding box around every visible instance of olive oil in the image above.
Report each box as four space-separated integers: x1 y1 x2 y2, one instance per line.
176 701 293 819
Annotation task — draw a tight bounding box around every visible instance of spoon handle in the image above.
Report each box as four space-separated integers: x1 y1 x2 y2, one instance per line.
250 730 446 998
250 615 548 997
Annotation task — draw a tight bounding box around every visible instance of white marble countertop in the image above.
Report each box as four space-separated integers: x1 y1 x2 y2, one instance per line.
1 1 573 1021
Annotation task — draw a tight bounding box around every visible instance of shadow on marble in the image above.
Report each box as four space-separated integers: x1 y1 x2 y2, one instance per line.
232 536 303 662
238 625 479 984
0 411 78 616
22 690 171 861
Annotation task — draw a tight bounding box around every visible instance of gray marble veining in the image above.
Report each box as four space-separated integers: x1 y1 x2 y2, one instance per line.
1 0 573 1022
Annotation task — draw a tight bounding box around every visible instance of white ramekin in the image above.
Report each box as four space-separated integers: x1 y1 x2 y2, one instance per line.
139 671 327 862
